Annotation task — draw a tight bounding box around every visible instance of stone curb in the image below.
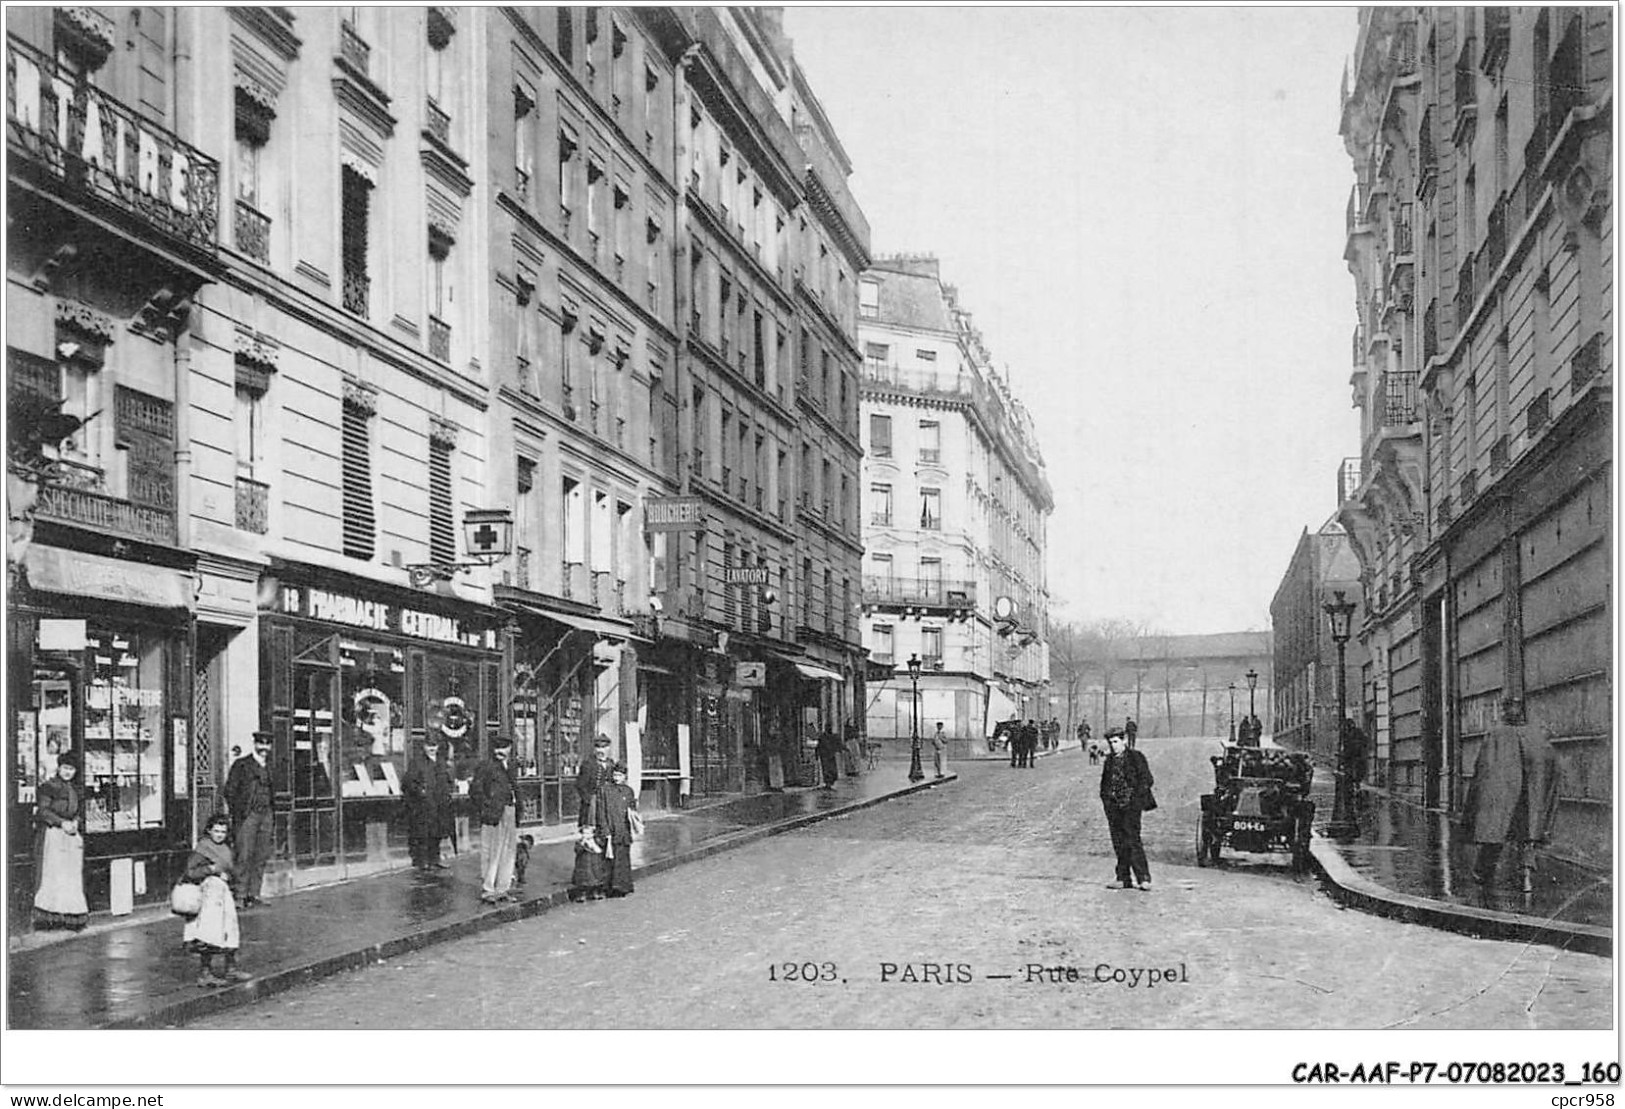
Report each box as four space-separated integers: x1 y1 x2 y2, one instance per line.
1308 836 1612 957
106 773 958 1029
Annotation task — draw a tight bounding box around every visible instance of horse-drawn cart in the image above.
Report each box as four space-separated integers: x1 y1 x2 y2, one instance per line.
1197 745 1315 871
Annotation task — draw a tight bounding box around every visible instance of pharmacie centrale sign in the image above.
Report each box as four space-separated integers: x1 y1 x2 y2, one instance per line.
271 586 499 650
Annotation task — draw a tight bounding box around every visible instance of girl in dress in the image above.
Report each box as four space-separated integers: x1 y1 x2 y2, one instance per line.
182 814 251 986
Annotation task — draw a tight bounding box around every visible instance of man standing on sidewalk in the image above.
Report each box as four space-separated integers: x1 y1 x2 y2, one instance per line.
816 728 842 790
469 736 520 903
931 722 948 778
402 734 454 871
1463 698 1561 889
224 731 274 908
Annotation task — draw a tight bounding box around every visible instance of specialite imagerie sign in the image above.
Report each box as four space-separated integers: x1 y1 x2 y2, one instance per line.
268 585 500 650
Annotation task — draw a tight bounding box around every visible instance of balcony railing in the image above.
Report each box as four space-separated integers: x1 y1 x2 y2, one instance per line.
870 511 892 526
918 448 941 464
1391 17 1418 76
1337 457 1362 505
1381 371 1418 425
6 36 221 252
340 20 370 75
1436 497 1453 528
234 198 271 262
862 575 976 609
561 561 586 601
235 476 269 534
425 97 451 145
342 269 370 317
428 315 451 363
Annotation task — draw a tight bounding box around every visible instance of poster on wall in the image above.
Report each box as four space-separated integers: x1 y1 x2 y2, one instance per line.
171 717 188 798
624 723 643 794
676 723 691 798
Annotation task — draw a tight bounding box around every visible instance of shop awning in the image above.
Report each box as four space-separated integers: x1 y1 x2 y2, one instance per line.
505 600 649 643
794 661 845 683
25 545 194 610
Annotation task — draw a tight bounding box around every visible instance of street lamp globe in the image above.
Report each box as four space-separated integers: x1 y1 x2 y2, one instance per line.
906 653 922 681
1246 667 1258 692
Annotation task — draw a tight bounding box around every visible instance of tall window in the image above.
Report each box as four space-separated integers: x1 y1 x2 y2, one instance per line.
823 567 833 633
234 84 272 262
921 626 942 665
559 126 579 229
870 414 892 458
859 279 879 318
918 420 941 463
556 8 573 66
340 166 372 317
428 429 455 568
515 456 535 588
753 311 765 387
864 342 889 375
514 81 536 201
341 383 377 560
870 483 892 526
562 476 585 564
920 487 941 530
919 557 942 600
873 623 894 661
691 387 706 476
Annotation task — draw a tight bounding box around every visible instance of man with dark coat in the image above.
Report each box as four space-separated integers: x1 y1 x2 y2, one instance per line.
576 735 614 827
468 736 521 903
1124 717 1138 749
1099 730 1155 890
816 728 843 790
224 730 275 907
1462 698 1562 887
401 735 454 871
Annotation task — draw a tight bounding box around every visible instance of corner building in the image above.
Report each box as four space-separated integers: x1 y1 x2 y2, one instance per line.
1339 7 1611 870
857 257 1053 756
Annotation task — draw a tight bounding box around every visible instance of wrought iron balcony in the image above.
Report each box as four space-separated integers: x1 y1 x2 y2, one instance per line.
235 476 269 534
870 511 892 526
428 315 451 363
235 198 270 263
1391 17 1418 76
862 575 976 609
1381 371 1418 426
7 36 221 253
342 269 370 317
1337 457 1361 505
425 97 450 145
339 21 370 76
918 448 941 464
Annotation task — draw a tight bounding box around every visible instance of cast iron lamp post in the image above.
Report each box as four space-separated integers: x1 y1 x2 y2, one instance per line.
906 653 924 782
1323 590 1359 839
1246 667 1258 723
1228 682 1236 742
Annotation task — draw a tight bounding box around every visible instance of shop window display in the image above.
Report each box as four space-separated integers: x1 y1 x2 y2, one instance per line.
82 628 165 833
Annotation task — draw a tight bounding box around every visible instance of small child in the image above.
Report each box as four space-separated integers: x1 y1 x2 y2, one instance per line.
183 814 250 987
513 834 535 885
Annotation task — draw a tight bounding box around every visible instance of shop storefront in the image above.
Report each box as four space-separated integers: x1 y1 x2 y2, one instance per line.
8 542 197 919
256 562 510 892
499 587 644 825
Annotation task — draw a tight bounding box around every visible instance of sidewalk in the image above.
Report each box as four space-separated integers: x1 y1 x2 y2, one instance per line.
6 767 956 1030
1305 773 1611 955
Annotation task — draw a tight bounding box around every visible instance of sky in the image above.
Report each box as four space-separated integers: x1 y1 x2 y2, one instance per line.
783 5 1361 635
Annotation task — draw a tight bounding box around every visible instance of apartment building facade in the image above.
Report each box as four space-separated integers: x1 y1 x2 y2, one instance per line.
6 5 870 919
1268 514 1366 764
858 257 1052 756
1339 6 1611 869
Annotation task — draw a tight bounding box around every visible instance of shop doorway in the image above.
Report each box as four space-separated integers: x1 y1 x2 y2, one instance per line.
283 661 339 869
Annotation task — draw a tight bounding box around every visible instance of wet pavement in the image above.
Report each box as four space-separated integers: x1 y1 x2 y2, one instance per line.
188 745 1610 1033
5 766 954 1029
1287 751 1613 950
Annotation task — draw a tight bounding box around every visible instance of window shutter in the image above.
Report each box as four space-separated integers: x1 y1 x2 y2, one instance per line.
341 392 376 561
429 438 455 567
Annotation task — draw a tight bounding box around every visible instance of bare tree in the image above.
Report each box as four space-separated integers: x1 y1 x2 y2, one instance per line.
1046 622 1088 740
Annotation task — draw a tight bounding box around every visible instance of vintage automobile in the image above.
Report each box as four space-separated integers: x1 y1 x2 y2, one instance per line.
1197 744 1315 871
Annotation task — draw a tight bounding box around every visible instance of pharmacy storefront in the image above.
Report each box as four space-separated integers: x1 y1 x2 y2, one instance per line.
256 562 511 892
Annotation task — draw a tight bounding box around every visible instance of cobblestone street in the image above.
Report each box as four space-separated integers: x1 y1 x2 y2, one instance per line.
193 740 1611 1031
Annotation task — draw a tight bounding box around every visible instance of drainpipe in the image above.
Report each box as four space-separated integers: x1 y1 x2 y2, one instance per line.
170 6 195 554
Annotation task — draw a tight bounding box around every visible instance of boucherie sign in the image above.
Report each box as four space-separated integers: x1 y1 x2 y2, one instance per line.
271 585 501 650
7 37 219 249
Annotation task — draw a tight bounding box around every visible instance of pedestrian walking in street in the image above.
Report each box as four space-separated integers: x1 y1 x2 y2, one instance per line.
931 722 948 778
1099 730 1156 890
1124 717 1138 750
575 735 614 827
401 734 455 871
1462 698 1562 890
181 814 250 987
816 728 843 790
468 736 520 904
1022 720 1039 768
32 753 88 932
843 719 863 776
223 731 274 908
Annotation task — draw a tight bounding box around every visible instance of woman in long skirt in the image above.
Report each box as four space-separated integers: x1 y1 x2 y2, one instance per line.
33 754 89 931
597 764 638 897
569 793 611 902
182 814 250 986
